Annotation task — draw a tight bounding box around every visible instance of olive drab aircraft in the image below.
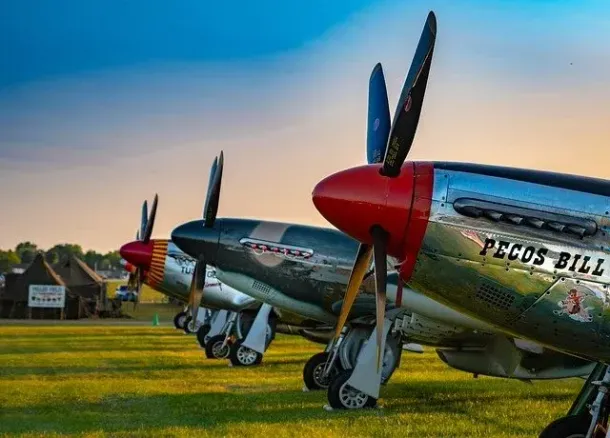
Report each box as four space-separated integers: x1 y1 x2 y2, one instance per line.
311 10 610 436
169 151 595 410
118 196 335 367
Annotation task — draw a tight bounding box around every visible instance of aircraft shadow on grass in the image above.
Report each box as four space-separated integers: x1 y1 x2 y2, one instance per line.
0 382 572 436
0 357 307 377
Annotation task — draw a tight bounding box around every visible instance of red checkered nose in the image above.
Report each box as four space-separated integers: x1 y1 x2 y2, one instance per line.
119 240 154 271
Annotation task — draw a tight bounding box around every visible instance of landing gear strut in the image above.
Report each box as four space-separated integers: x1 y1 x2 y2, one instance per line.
183 307 211 334
309 312 403 409
229 339 263 366
539 362 609 438
205 334 231 359
303 352 341 391
198 305 276 366
328 370 377 409
227 305 275 367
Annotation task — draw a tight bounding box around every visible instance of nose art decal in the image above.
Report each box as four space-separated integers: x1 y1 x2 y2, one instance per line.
147 240 168 288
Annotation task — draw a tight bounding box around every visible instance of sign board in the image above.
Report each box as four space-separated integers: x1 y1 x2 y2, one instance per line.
28 285 66 308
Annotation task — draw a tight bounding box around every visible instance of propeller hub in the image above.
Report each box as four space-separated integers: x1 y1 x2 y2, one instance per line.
119 241 154 270
171 220 221 264
313 161 434 279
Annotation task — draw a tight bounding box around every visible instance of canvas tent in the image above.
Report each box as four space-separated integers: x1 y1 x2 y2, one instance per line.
0 253 86 319
53 256 106 315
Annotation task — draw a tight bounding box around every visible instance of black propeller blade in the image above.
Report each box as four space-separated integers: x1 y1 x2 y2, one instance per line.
142 194 158 244
188 151 224 322
367 63 391 165
140 200 148 242
382 10 436 177
203 151 223 228
372 226 389 368
328 11 437 370
188 257 207 324
126 194 159 306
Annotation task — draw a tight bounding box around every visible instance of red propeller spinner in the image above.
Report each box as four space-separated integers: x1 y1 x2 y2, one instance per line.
312 161 433 281
119 240 154 271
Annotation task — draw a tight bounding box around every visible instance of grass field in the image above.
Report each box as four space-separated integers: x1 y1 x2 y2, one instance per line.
0 325 583 437
104 280 183 321
105 280 167 304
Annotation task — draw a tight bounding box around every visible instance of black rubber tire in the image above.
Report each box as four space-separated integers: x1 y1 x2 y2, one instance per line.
173 311 187 330
303 352 341 391
327 369 377 410
538 414 592 438
228 340 263 367
182 316 195 334
196 324 211 348
204 335 230 359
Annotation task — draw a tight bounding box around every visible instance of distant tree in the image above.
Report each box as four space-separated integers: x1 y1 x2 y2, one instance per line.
15 241 38 264
46 244 84 263
98 259 111 270
104 251 122 269
44 250 59 264
0 250 20 273
4 242 124 273
84 250 103 270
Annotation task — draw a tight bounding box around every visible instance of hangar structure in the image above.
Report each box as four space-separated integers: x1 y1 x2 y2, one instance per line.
0 253 108 319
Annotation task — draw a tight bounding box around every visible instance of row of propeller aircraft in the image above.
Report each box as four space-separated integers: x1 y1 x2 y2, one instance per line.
118 11 610 438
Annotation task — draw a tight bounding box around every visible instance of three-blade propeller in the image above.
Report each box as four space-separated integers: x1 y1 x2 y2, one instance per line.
128 194 159 305
330 11 437 370
187 151 224 325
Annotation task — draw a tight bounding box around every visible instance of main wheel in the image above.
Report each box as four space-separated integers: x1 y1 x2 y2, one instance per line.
173 311 187 330
303 352 341 391
204 335 231 359
228 340 263 367
538 414 592 438
183 316 195 334
196 324 212 348
327 370 377 410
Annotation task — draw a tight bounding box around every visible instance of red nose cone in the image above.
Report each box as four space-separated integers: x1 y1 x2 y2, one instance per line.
313 163 415 257
119 241 154 270
123 262 136 273
313 161 434 280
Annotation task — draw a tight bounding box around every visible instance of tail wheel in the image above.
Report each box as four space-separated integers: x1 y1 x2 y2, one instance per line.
204 335 230 359
303 352 342 391
327 370 377 410
229 340 263 367
196 324 211 348
173 311 187 330
538 414 592 438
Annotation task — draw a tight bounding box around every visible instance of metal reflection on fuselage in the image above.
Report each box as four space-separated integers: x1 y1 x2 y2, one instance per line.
215 218 374 314
407 165 610 362
152 241 257 312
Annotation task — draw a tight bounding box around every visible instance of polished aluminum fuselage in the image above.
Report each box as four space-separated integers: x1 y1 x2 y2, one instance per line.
408 163 610 363
150 241 257 312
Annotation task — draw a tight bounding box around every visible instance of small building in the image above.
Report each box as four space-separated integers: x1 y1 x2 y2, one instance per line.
0 253 86 319
53 256 107 315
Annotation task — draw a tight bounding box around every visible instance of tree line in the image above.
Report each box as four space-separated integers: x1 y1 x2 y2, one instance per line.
0 241 122 274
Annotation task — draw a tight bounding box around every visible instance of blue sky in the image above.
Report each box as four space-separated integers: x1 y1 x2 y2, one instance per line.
1 0 376 87
1 0 610 251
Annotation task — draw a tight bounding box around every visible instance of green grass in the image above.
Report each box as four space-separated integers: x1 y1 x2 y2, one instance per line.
105 280 168 304
0 325 583 437
104 280 183 321
119 303 183 322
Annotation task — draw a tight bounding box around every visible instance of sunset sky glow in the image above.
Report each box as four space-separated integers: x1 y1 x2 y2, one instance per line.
1 0 610 252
